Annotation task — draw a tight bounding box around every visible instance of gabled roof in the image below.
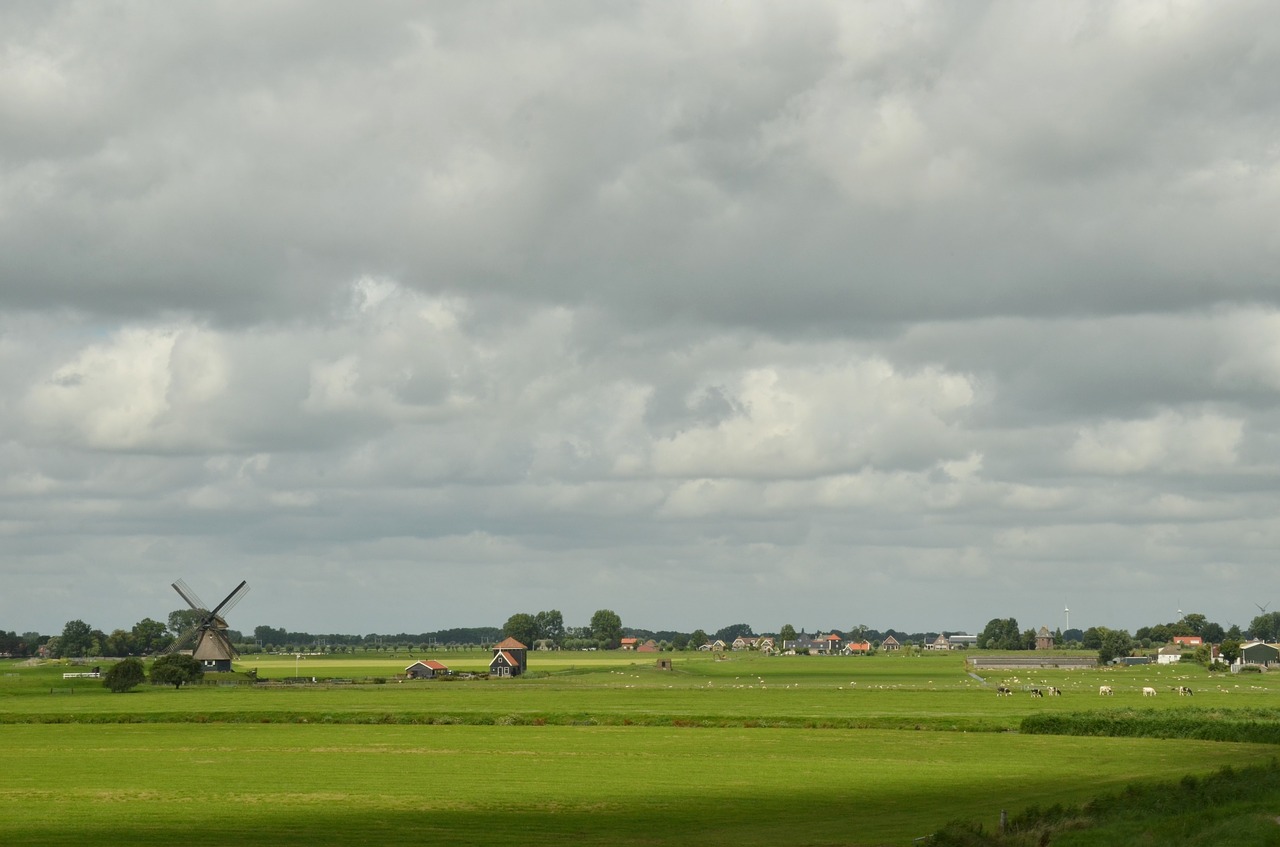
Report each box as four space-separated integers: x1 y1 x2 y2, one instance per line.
494 637 528 650
490 651 518 667
881 635 900 644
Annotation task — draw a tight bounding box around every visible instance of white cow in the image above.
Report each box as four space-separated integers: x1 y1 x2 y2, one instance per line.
1142 686 1157 697
1098 685 1113 696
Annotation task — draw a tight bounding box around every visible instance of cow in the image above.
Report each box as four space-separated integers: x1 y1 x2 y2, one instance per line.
1029 688 1043 698
1099 685 1113 696
1143 686 1157 697
1175 686 1193 696
996 686 1012 697
1046 686 1061 696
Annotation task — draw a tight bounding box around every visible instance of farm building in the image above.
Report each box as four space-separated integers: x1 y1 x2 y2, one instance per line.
1172 635 1203 647
843 640 872 655
637 640 659 653
928 635 951 650
880 635 901 651
405 660 449 679
620 638 638 651
1238 641 1280 666
947 635 978 649
489 637 528 677
1034 627 1054 650
968 655 1097 670
1156 645 1183 665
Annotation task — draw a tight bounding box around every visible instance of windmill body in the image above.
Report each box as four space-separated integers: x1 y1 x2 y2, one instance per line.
166 579 249 672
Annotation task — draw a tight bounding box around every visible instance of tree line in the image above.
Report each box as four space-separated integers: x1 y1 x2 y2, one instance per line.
8 608 1274 660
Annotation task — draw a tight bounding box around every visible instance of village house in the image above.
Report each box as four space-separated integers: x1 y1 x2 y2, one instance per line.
1172 635 1203 647
1156 645 1182 665
620 637 638 651
842 640 872 656
928 634 951 650
879 635 902 651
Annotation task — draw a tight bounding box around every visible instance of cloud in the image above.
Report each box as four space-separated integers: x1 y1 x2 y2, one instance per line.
3 3 1280 635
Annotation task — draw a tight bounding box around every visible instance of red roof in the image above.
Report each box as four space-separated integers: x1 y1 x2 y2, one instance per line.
494 637 528 650
620 637 638 644
491 651 518 666
423 660 448 670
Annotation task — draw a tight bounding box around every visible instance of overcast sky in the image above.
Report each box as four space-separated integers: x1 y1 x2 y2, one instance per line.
3 2 1279 638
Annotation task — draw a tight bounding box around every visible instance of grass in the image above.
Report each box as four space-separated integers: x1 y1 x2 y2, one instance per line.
4 651 1280 845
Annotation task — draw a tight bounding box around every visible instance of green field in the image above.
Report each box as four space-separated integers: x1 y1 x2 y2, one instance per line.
4 651 1278 845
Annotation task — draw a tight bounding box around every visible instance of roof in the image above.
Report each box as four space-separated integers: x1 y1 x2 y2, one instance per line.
494 637 528 650
490 651 518 667
620 637 638 644
881 635 900 644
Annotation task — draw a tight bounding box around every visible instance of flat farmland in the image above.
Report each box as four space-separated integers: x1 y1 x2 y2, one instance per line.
3 652 1278 846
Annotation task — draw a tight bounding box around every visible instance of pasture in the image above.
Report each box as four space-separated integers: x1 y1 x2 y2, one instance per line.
3 651 1278 845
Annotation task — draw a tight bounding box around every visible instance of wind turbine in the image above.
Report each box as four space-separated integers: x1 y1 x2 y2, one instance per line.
1064 605 1069 632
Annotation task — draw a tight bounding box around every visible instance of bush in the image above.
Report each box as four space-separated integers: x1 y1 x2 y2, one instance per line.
103 658 145 693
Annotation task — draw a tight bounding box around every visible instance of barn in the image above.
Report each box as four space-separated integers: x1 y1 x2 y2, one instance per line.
1239 641 1280 666
405 660 449 679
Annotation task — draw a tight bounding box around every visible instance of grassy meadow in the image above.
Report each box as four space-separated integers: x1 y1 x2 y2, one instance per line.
4 650 1280 845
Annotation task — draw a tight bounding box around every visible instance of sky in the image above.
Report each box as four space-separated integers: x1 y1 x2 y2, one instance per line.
3 1 1279 638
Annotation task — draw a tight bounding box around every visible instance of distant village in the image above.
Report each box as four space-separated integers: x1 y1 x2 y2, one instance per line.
8 605 1280 681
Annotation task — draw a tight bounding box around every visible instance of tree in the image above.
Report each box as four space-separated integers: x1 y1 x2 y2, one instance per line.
978 618 1021 650
688 629 708 650
1176 613 1208 636
502 613 540 647
535 610 565 645
779 624 798 645
1221 639 1242 663
590 609 623 648
150 654 204 689
131 618 171 654
103 629 134 657
103 658 145 693
55 619 95 658
714 623 754 643
168 609 204 638
1249 612 1280 643
1097 629 1133 664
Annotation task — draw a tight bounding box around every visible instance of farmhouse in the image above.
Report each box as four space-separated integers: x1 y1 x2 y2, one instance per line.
637 640 659 653
620 638 638 651
489 637 528 678
843 640 872 655
880 635 902 651
1156 645 1183 665
405 659 449 679
699 639 727 652
928 635 951 650
1172 635 1203 647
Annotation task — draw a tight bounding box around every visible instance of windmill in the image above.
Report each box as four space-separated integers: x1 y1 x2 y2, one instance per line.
165 579 249 672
